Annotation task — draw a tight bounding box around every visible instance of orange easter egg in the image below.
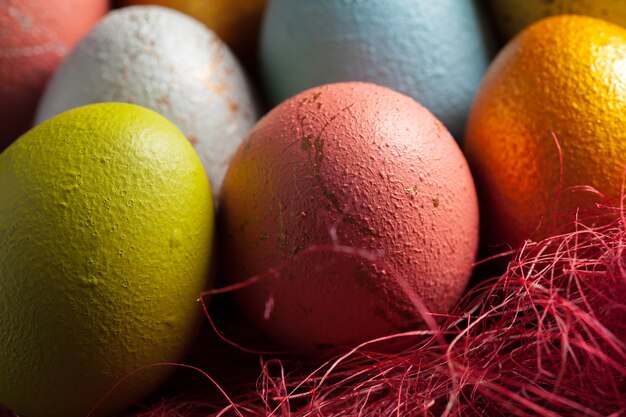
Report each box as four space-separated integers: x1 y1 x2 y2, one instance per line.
465 15 626 248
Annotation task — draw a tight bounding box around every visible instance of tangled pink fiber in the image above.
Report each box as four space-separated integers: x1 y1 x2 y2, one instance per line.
118 201 626 417
2 203 625 417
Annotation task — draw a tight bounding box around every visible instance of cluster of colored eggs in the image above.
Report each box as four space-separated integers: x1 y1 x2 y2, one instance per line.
1 1 625 417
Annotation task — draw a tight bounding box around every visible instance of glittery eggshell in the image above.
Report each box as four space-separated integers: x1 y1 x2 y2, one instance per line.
260 0 495 140
219 82 479 352
465 15 626 249
0 0 108 150
36 6 260 200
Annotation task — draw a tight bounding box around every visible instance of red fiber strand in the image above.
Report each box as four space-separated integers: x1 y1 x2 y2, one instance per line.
126 201 626 417
2 199 625 417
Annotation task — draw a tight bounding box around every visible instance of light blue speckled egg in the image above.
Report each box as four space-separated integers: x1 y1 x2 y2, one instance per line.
260 0 494 140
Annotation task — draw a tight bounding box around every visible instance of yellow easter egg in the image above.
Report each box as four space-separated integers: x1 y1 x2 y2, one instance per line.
0 103 214 417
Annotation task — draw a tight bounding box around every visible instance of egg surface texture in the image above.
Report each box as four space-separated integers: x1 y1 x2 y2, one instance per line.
0 0 108 150
465 15 626 249
0 103 214 417
122 0 268 63
36 6 259 200
487 0 626 40
220 82 479 352
260 0 494 139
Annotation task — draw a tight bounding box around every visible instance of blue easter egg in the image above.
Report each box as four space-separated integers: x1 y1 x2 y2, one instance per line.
260 0 495 140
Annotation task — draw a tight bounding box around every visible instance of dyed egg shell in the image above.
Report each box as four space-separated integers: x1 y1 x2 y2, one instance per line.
121 0 268 64
260 0 494 140
220 82 479 352
36 6 260 199
0 103 214 417
0 0 108 150
487 0 626 40
465 16 626 248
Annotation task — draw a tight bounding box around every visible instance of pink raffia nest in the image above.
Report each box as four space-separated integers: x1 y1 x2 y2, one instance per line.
141 199 626 417
122 201 626 417
3 204 625 417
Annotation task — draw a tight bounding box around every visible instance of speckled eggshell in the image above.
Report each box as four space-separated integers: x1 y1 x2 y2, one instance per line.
260 0 494 140
0 0 108 150
121 0 268 65
36 6 259 200
219 82 479 352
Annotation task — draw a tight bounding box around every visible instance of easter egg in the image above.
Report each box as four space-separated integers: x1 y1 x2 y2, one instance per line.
0 103 214 417
121 0 268 63
464 15 626 248
220 82 479 352
0 0 108 150
487 0 626 40
260 0 494 139
36 6 260 200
